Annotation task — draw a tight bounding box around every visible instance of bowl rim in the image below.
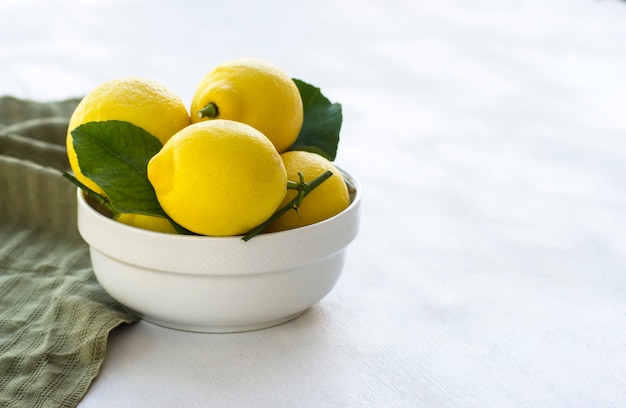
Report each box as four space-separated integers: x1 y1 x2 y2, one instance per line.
76 167 362 275
77 166 361 242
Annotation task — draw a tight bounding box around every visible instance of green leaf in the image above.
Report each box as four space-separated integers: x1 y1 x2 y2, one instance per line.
63 171 117 215
289 78 342 161
71 120 166 217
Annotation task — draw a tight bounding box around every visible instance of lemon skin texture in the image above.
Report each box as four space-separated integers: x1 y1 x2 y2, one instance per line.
65 77 190 234
190 58 303 153
66 76 190 195
148 120 288 236
265 151 350 233
116 213 178 234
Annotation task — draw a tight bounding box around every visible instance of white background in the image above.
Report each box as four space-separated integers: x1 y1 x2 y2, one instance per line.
2 0 626 406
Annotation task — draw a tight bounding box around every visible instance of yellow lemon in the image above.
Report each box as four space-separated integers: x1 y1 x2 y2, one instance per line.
148 120 288 236
66 76 190 233
66 76 190 194
265 151 350 233
190 57 303 153
115 213 178 234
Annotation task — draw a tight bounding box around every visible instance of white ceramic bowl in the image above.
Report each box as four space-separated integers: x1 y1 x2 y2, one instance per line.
76 170 361 333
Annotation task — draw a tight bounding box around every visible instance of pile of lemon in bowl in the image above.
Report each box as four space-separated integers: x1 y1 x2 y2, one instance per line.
65 57 350 240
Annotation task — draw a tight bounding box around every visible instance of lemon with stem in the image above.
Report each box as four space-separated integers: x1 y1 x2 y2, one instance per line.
190 58 303 153
264 151 350 233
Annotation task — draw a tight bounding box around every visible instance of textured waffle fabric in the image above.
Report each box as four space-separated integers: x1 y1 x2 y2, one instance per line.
0 96 138 408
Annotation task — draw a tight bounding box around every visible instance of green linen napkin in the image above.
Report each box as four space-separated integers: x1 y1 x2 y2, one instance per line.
0 96 139 408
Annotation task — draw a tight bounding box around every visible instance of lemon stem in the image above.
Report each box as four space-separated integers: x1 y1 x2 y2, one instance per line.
197 103 218 119
242 170 334 241
286 180 300 190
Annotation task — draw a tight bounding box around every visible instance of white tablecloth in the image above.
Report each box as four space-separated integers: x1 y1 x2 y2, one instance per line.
2 1 626 406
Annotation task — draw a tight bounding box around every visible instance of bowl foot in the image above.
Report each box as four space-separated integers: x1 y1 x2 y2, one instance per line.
141 309 309 333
